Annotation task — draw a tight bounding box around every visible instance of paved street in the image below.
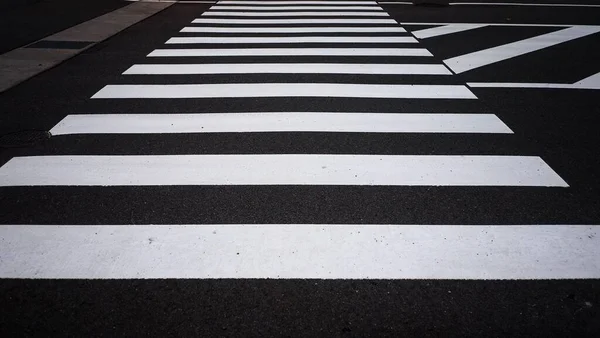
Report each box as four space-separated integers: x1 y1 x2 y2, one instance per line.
0 0 599 336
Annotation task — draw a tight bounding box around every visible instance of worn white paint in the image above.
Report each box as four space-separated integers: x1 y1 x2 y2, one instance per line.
181 26 405 33
444 26 600 73
1 224 596 279
91 84 476 99
123 63 451 75
50 113 512 135
468 74 600 90
166 36 418 43
412 24 488 39
201 11 389 16
209 6 384 10
147 48 432 57
0 155 567 187
191 18 396 24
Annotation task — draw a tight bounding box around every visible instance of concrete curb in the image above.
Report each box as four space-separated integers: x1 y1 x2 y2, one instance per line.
0 1 174 93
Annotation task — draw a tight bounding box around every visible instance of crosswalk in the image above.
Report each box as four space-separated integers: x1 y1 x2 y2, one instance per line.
1 0 597 280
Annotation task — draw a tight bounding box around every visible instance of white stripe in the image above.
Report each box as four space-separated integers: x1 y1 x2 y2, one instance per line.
0 155 567 187
467 81 600 90
2 224 595 279
216 1 377 4
166 36 418 43
401 22 580 28
450 2 600 8
444 26 600 73
50 113 512 135
412 24 488 39
91 84 476 99
191 18 396 24
202 11 389 16
574 71 600 88
209 6 384 10
123 63 451 75
148 48 432 57
181 26 405 33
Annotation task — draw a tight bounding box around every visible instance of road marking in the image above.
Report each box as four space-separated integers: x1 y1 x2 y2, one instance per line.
0 155 567 187
123 63 451 75
181 26 405 33
216 1 378 4
209 6 384 10
50 113 512 135
201 11 389 16
412 24 488 39
380 1 600 7
468 72 600 90
91 83 476 99
450 2 600 8
574 71 600 88
401 22 578 27
166 36 418 43
147 48 433 57
444 26 600 74
3 224 595 279
191 18 397 24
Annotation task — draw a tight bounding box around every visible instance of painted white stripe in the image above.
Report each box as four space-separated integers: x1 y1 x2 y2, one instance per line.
123 63 451 75
2 224 595 279
574 71 600 88
0 155 567 187
202 11 389 16
209 6 384 10
181 26 405 33
91 84 476 99
467 80 600 90
148 48 432 57
380 2 600 7
166 36 418 43
450 2 600 8
401 22 581 28
412 24 488 39
50 113 512 135
191 18 397 24
444 26 600 73
216 1 377 4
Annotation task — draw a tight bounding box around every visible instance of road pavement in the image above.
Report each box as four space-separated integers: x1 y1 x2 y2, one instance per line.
0 0 599 336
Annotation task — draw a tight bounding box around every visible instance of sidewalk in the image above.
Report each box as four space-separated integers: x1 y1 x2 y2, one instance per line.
0 0 128 54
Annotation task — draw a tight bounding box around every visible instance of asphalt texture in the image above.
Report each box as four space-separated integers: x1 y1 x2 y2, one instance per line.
1 1 600 336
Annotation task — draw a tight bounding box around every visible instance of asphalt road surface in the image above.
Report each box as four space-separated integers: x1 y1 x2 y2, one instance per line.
1 0 599 336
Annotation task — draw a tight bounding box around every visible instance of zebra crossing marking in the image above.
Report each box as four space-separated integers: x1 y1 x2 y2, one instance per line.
49 113 513 135
165 36 418 43
147 47 433 57
201 11 389 16
0 155 567 187
1 224 596 279
181 26 405 33
123 63 451 75
190 18 396 24
91 84 476 99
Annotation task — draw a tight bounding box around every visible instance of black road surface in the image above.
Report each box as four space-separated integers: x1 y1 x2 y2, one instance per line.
1 1 599 336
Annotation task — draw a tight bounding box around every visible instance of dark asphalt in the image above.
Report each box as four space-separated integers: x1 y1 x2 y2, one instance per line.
1 1 600 336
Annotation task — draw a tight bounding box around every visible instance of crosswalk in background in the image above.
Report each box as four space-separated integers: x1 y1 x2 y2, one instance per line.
0 0 598 280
